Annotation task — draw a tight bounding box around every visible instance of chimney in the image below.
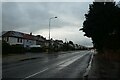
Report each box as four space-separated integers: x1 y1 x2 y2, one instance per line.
30 32 32 35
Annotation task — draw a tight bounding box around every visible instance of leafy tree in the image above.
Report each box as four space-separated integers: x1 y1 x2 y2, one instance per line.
69 41 74 45
81 2 120 52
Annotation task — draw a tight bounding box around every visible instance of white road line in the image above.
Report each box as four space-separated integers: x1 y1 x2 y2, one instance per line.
56 53 89 70
22 68 48 80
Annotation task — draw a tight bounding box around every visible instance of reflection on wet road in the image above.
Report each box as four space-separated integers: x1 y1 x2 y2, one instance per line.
3 50 93 79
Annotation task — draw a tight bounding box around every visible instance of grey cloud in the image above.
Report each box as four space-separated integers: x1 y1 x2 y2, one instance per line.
2 2 90 32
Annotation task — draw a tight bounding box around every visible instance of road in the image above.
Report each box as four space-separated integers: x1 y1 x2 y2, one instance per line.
2 50 93 79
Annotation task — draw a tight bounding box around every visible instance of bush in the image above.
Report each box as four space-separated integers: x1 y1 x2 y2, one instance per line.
2 40 26 54
2 40 11 54
10 44 25 53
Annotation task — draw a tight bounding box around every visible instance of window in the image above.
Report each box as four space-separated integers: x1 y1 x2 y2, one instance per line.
17 38 19 43
17 38 22 43
6 37 9 42
20 38 22 43
3 37 7 41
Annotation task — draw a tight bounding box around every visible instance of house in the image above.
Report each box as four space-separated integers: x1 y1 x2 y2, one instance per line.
54 40 63 48
44 39 64 51
53 40 63 51
2 31 46 48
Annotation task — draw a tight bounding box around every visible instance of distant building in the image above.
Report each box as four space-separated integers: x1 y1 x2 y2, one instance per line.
74 44 79 50
2 31 46 48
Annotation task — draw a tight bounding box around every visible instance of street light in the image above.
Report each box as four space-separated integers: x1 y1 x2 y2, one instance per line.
48 16 57 52
49 16 57 40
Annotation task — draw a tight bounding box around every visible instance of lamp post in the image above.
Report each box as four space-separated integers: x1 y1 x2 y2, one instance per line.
48 16 57 52
49 16 57 40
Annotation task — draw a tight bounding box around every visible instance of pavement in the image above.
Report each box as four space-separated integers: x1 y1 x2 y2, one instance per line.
88 53 120 79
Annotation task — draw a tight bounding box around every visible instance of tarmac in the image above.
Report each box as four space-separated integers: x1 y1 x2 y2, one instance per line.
2 51 71 65
2 52 49 65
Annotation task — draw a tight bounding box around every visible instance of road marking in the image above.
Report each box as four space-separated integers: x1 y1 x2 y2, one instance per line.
22 68 48 80
57 53 88 70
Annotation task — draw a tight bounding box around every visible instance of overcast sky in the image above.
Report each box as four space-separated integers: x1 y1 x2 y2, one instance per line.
2 0 120 46
2 2 95 47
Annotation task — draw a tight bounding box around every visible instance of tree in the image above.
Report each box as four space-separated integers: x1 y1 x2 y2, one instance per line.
81 2 120 52
69 41 74 45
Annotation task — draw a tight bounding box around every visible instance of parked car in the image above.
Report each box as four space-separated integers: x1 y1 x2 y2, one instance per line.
29 45 43 52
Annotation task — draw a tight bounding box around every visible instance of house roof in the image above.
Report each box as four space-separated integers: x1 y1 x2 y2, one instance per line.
2 31 46 41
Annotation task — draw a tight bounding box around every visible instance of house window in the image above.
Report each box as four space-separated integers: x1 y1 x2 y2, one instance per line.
17 38 19 43
20 38 22 43
29 40 31 43
6 37 9 42
17 38 22 43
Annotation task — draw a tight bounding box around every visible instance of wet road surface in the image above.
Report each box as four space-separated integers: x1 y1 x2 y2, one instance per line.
2 50 93 79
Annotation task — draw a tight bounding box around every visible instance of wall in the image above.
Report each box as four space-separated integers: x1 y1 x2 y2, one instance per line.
23 39 36 48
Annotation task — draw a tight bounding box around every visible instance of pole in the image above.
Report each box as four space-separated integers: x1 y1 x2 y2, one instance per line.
48 17 57 53
49 18 51 40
